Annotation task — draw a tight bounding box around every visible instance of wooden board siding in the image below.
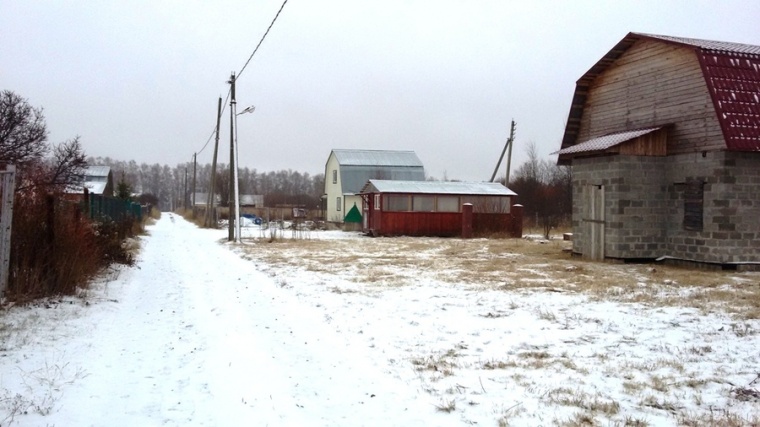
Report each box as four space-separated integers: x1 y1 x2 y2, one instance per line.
373 212 518 237
617 129 667 156
379 212 462 236
578 39 724 154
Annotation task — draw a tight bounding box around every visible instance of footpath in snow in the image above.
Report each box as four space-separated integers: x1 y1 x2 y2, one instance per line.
1 215 451 427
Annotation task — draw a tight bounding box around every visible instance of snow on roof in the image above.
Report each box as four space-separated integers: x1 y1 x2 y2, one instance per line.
84 181 108 195
555 126 664 155
361 179 517 196
332 149 423 167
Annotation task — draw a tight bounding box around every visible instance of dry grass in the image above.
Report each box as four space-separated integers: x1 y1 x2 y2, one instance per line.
240 235 760 320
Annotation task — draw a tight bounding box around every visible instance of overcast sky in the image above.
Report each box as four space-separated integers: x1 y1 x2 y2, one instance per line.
3 1 759 181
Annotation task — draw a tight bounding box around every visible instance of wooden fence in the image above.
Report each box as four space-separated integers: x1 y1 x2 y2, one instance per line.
0 165 16 297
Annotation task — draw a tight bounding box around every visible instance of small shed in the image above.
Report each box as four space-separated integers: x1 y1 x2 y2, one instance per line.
359 180 522 237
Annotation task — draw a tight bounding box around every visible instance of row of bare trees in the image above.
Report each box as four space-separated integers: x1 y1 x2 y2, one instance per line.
507 142 572 238
89 157 326 212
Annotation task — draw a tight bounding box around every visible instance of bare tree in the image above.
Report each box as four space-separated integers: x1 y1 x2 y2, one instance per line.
0 90 49 166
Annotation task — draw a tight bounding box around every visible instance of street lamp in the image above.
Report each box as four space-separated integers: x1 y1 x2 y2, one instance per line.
234 105 255 242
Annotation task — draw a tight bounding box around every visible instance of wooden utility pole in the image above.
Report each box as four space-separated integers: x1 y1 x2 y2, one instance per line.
228 72 236 241
191 153 197 216
183 167 187 210
490 120 516 184
0 165 17 297
206 96 223 228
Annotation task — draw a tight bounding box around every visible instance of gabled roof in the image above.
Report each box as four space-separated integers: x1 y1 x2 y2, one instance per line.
84 165 111 178
560 32 760 153
331 149 423 168
556 126 664 156
361 179 516 197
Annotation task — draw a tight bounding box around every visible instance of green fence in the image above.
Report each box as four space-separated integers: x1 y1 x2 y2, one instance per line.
87 194 143 222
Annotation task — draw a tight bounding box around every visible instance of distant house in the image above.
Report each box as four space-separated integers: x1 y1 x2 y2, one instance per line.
68 165 113 197
359 179 522 237
192 192 221 207
239 194 264 207
556 32 760 268
323 149 425 223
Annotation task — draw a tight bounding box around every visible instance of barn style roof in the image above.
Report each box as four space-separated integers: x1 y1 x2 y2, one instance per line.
560 32 760 153
330 149 425 194
84 165 111 177
361 179 517 196
331 149 423 167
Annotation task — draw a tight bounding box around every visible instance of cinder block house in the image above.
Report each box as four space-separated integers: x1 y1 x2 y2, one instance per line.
323 149 425 223
556 32 760 268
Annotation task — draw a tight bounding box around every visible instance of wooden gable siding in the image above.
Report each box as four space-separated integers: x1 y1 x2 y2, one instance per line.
578 39 724 154
617 129 668 156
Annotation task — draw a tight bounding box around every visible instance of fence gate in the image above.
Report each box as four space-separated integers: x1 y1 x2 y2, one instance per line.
0 165 16 296
582 184 605 260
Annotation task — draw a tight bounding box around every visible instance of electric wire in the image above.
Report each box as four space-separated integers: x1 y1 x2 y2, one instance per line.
237 0 288 80
194 88 232 157
194 0 287 158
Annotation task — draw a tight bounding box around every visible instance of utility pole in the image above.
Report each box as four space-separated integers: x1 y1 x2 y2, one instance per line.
183 167 187 210
505 120 516 185
228 72 236 241
206 96 222 228
490 120 517 184
191 153 197 216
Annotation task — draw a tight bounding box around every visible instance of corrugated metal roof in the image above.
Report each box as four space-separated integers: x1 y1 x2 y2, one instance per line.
559 32 760 156
636 33 760 55
341 166 425 194
361 180 517 196
85 165 111 177
332 149 424 167
555 126 663 155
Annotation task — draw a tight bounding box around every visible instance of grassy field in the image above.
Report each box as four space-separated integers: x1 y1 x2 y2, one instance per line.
238 233 760 426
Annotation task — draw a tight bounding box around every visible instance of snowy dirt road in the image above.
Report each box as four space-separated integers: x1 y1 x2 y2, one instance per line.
2 215 451 427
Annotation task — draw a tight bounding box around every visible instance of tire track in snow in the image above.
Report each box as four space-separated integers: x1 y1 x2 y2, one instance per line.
44 215 450 426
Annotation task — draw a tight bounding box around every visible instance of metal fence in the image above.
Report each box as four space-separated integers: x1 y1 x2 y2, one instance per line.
86 193 144 222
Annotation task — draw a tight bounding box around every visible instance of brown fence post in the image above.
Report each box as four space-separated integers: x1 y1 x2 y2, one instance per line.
511 204 524 238
462 203 473 239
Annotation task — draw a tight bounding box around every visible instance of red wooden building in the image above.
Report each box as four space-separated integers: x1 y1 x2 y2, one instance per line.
359 180 522 237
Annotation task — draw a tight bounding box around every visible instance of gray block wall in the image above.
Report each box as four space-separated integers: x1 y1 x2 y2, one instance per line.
571 151 760 265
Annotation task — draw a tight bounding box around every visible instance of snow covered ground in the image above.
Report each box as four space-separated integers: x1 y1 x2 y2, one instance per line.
1 215 759 426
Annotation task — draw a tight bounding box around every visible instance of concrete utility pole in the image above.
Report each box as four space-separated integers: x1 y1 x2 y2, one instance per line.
192 153 197 215
490 120 517 184
228 72 236 241
206 96 223 228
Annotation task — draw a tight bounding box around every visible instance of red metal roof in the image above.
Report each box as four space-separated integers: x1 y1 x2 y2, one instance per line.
560 32 760 155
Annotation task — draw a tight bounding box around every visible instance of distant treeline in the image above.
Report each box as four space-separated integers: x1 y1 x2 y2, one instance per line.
88 157 325 211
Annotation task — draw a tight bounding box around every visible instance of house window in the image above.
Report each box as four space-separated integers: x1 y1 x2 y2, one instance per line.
412 195 435 212
374 194 381 210
336 196 341 211
332 170 337 184
436 196 460 212
385 195 410 211
683 181 703 231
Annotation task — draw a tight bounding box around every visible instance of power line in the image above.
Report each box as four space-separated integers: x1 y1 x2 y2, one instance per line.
195 88 232 156
237 0 289 80
195 0 287 157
